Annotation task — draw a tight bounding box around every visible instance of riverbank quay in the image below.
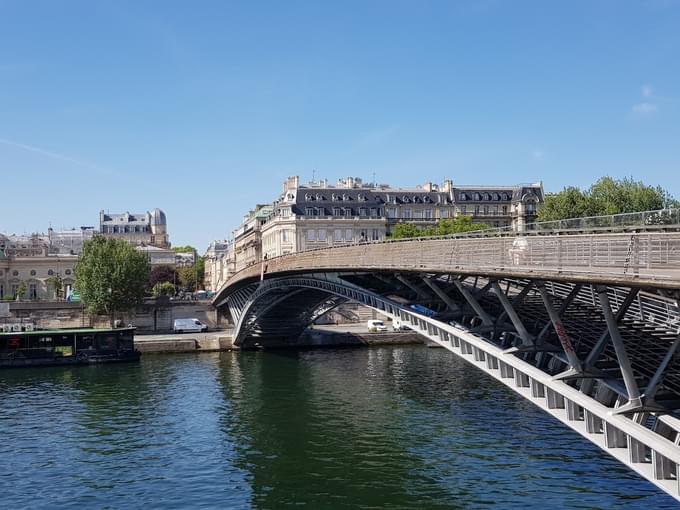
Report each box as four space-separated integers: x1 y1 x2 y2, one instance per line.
134 324 424 353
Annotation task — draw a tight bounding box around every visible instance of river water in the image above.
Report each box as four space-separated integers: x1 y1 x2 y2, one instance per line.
0 346 676 509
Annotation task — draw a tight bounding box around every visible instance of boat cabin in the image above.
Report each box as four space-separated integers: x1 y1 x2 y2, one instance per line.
0 327 139 368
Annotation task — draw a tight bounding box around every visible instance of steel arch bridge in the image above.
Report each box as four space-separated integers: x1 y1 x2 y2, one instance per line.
213 227 680 500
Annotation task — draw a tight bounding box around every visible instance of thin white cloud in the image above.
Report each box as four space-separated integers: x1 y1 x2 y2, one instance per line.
531 149 544 161
642 84 653 98
632 103 658 115
0 137 114 176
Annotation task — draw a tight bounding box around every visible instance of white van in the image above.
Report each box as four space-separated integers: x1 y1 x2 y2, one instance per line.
173 318 208 333
367 319 388 333
392 318 411 331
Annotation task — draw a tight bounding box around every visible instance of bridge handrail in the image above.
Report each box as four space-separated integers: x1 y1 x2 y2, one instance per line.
257 208 680 262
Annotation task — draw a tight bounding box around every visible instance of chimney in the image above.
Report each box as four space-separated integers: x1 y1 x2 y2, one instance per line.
423 182 433 192
441 179 453 193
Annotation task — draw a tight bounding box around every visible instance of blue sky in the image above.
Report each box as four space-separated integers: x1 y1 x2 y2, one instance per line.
1 0 679 250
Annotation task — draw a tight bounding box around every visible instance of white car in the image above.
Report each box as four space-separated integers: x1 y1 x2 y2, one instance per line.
173 318 208 333
367 319 388 333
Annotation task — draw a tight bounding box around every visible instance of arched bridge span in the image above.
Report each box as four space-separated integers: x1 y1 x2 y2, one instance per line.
213 229 680 500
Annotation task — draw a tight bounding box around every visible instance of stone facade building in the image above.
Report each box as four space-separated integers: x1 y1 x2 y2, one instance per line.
203 240 234 292
205 175 543 291
260 176 543 259
99 208 170 249
0 234 77 301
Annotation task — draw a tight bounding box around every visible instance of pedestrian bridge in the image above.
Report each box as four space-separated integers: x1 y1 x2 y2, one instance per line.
213 210 680 500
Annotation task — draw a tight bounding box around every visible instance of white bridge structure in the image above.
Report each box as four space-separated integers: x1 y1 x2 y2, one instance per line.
214 210 680 500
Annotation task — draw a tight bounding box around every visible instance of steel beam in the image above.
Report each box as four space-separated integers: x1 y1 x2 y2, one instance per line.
453 279 494 326
421 276 460 312
537 282 583 372
535 284 582 344
491 281 534 347
644 334 680 403
583 288 639 370
396 274 431 300
596 285 643 411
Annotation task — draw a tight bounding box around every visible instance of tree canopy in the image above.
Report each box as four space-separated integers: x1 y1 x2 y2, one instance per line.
390 216 489 239
539 177 678 222
75 236 150 323
148 265 176 290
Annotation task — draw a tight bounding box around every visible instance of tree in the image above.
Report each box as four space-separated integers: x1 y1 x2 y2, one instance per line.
176 266 197 291
46 274 64 300
75 236 150 326
173 245 205 290
148 265 176 290
152 281 175 298
16 282 27 301
390 216 489 239
538 176 677 222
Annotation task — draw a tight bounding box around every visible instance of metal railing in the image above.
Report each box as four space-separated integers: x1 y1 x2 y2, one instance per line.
215 210 680 297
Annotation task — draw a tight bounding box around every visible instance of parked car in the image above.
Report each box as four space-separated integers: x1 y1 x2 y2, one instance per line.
367 319 388 333
392 318 411 331
173 318 208 333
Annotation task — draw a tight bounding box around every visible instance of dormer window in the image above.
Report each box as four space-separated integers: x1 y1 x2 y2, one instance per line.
316 193 322 201
305 193 312 201
342 193 349 201
402 196 409 203
474 193 481 201
331 193 337 201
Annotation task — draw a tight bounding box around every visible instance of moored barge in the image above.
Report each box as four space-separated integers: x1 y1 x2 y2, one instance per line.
0 327 140 368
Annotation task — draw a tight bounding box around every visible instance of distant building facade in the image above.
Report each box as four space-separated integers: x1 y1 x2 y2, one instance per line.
48 227 96 255
203 240 234 292
99 208 170 249
0 234 77 301
260 176 544 259
206 175 543 290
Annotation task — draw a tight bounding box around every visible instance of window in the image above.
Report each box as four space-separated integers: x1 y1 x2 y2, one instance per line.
344 207 352 216
359 207 368 217
306 207 314 216
0 284 4 299
440 208 449 219
474 206 480 215
387 208 396 219
11 284 18 298
345 229 353 241
371 229 380 241
65 269 71 275
402 209 412 219
318 229 327 241
474 193 481 201
333 207 342 216
424 209 433 219
502 205 508 215
414 210 423 219
29 283 37 300
13 270 19 276
370 208 378 217
280 207 290 217
282 230 290 242
460 193 467 201
491 206 498 215
334 229 343 241
30 270 36 276
306 230 316 241
483 206 489 215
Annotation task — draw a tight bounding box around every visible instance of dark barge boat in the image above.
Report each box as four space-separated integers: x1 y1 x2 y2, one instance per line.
0 327 140 368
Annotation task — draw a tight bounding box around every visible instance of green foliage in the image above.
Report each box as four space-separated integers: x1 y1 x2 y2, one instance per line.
148 265 176 289
46 274 64 300
152 281 175 298
75 236 150 323
176 266 197 291
539 177 677 222
16 282 27 301
390 216 489 239
172 245 205 289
